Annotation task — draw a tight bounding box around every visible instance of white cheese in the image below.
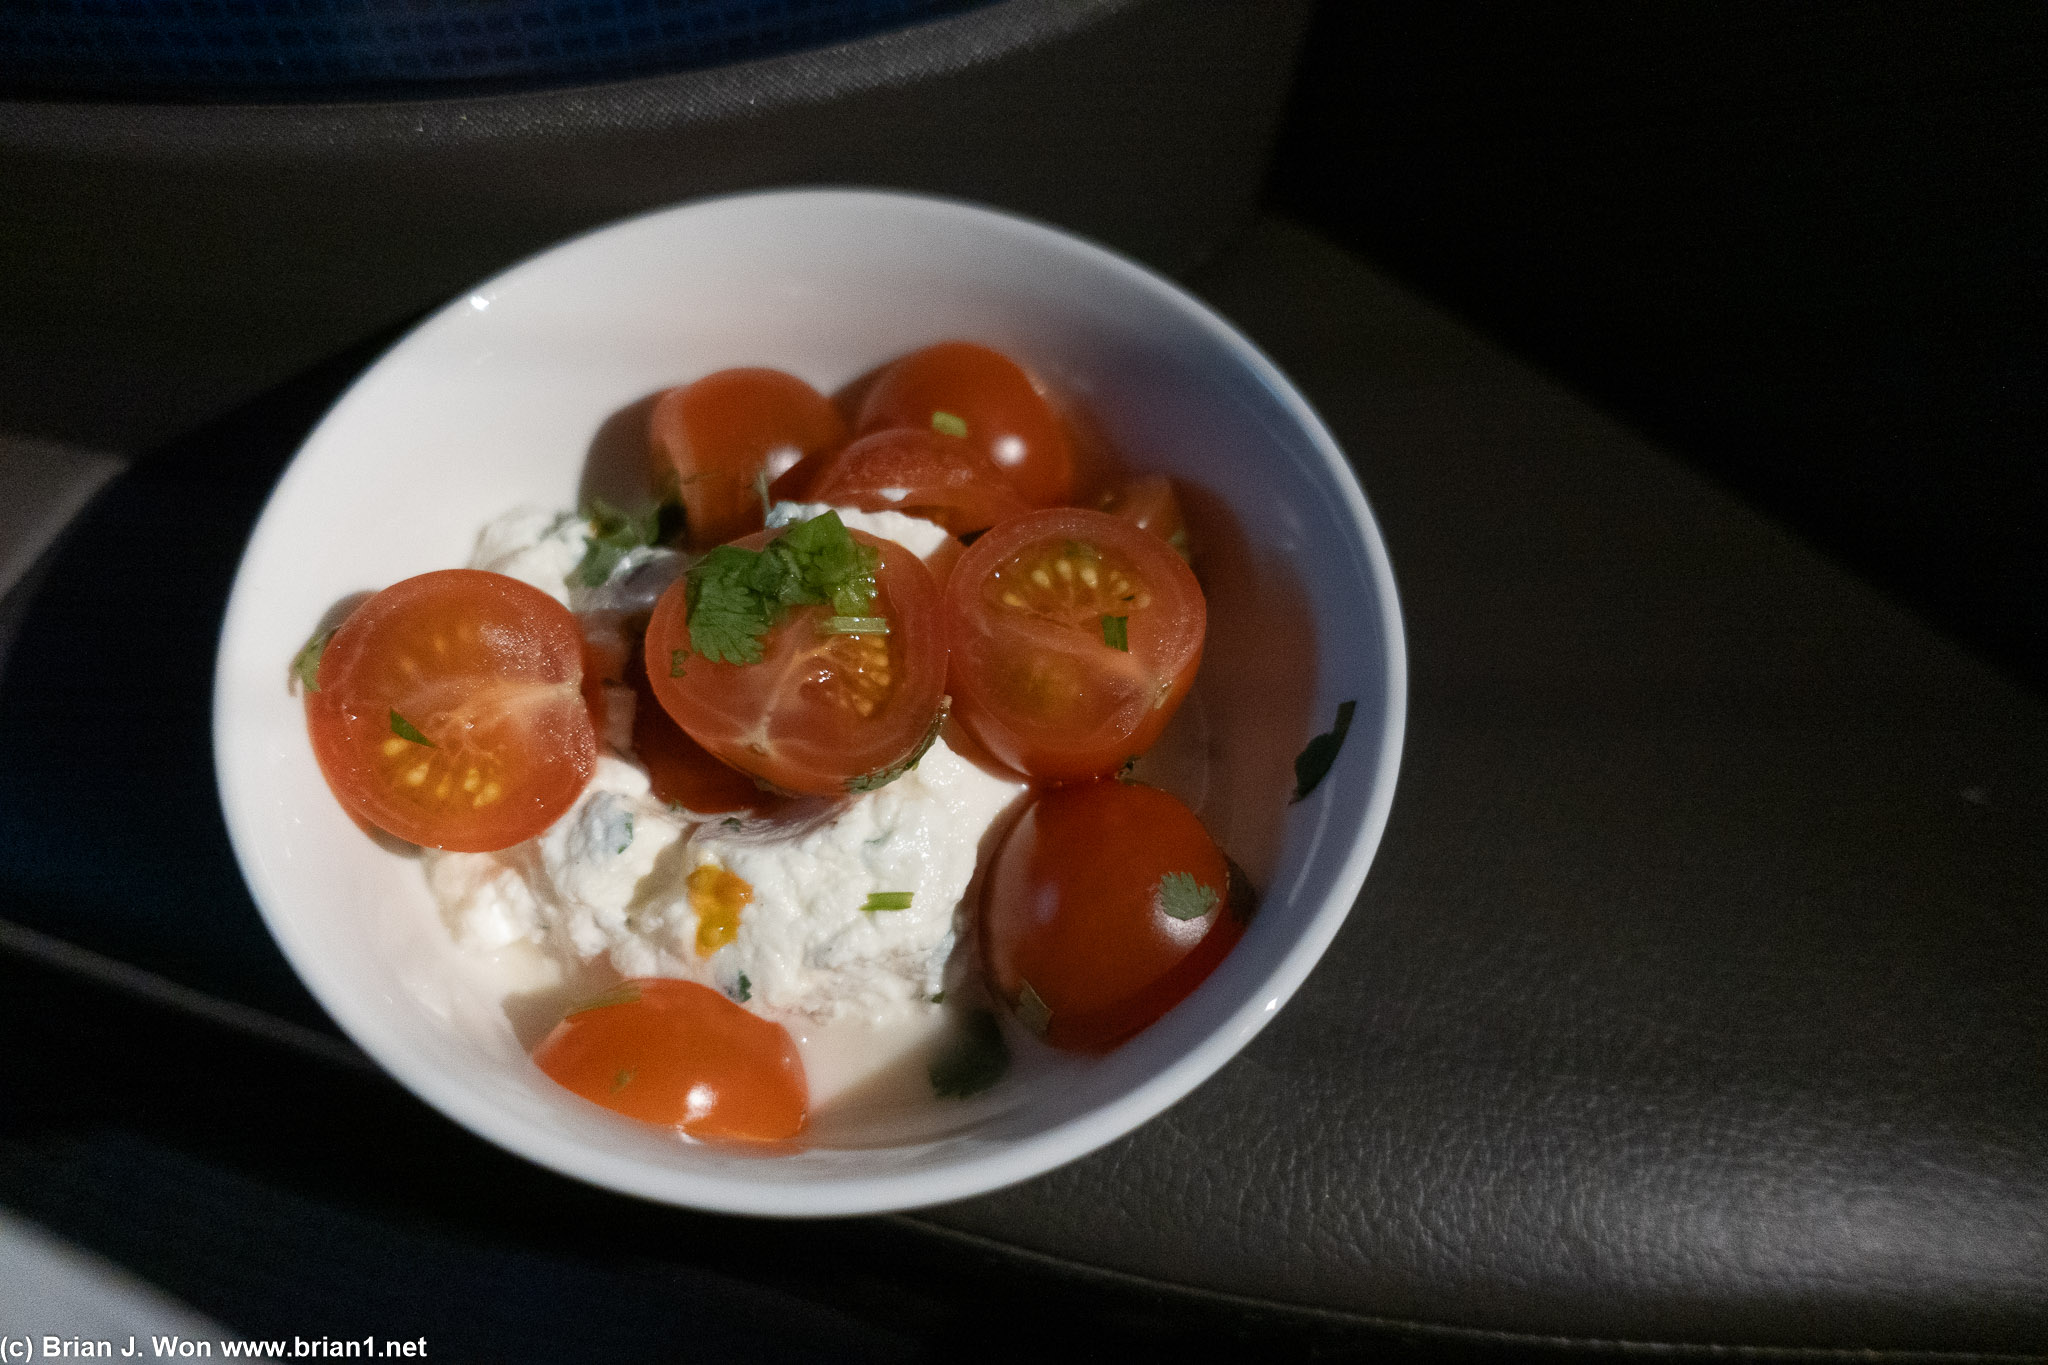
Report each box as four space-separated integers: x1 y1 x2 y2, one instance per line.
766 501 952 561
469 506 585 606
424 738 1023 1028
682 738 1024 1021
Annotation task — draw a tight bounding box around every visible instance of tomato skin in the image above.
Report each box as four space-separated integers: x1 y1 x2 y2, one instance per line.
981 782 1239 1052
649 368 847 550
305 570 595 852
1095 473 1189 554
629 648 780 815
533 979 807 1141
856 342 1075 507
942 507 1205 782
798 427 1031 536
644 528 949 797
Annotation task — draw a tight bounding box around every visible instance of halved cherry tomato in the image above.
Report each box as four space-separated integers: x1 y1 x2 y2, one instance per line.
797 427 1030 536
981 781 1240 1052
649 368 847 549
855 342 1075 507
644 528 949 797
630 648 780 815
305 569 595 852
943 507 1205 782
1095 473 1189 556
533 978 807 1141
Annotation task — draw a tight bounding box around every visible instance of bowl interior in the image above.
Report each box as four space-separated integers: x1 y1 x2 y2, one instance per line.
213 189 1404 1215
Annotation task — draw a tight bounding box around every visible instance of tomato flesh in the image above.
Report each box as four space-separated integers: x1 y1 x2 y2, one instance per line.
856 342 1075 507
943 507 1204 782
305 569 595 852
533 979 807 1141
650 368 847 549
644 528 949 796
797 426 1030 536
981 781 1239 1052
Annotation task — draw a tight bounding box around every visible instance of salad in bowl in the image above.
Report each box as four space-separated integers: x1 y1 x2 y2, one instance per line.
213 189 1404 1214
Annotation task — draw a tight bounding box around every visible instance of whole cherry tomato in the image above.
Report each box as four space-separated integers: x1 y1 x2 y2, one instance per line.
942 507 1205 782
856 342 1075 507
305 569 595 852
649 368 847 549
1094 473 1189 556
981 781 1240 1052
644 524 949 796
533 978 807 1141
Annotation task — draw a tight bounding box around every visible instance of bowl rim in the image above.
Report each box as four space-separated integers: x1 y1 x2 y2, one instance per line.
212 185 1407 1217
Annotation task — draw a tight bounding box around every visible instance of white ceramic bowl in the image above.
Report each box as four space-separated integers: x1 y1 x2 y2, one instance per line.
213 188 1405 1216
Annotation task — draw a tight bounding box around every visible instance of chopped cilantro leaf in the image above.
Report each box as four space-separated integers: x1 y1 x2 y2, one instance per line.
864 891 914 912
1101 614 1129 651
614 813 633 856
570 496 666 589
930 410 969 438
611 1068 636 1093
686 511 879 664
846 699 948 793
818 615 891 635
929 991 946 1005
566 983 642 1016
292 627 333 693
1291 699 1357 803
669 648 688 678
929 1009 1009 1099
1015 980 1052 1036
389 710 434 747
733 973 752 1004
1156 870 1219 921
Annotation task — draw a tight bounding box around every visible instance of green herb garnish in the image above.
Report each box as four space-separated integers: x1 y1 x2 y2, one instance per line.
686 511 879 665
669 648 688 678
566 983 642 1017
291 627 333 693
929 991 946 1005
614 813 633 856
863 891 914 912
845 699 948 794
929 1009 1009 1099
1156 870 1219 921
817 615 891 635
1101 614 1129 651
1291 699 1357 803
1015 980 1052 1036
570 496 669 589
389 710 434 747
611 1068 636 1093
930 410 969 439
733 973 752 1004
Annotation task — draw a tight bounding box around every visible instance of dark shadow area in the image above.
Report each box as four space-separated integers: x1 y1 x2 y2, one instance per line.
1271 1 2048 694
0 330 411 1027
